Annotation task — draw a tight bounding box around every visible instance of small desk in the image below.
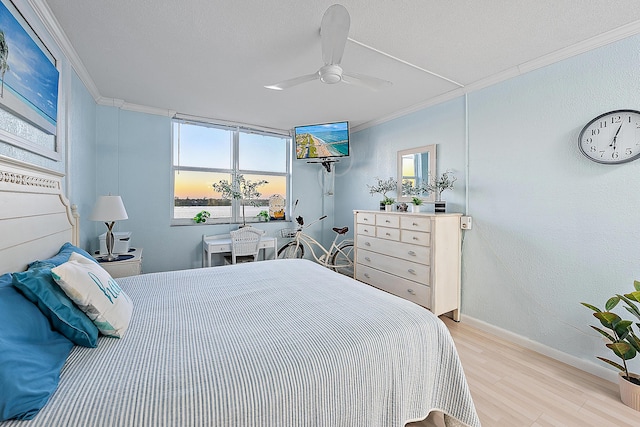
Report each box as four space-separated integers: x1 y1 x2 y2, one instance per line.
203 235 277 267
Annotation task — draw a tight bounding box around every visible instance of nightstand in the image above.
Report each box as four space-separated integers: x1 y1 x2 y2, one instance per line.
95 248 143 278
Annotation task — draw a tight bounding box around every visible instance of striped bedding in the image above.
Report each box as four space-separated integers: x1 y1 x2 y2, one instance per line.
1 259 480 427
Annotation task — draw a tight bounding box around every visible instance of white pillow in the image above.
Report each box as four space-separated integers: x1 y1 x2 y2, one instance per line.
51 252 133 338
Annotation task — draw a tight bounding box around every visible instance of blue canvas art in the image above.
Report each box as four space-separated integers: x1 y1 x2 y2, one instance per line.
0 0 58 134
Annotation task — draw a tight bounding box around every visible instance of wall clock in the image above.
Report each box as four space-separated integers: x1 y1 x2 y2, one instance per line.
578 109 640 164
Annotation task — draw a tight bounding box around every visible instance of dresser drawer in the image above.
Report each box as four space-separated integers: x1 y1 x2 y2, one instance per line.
356 264 431 308
376 226 400 241
400 215 432 232
356 223 376 237
357 249 430 284
357 235 430 264
401 230 431 246
356 212 376 225
376 214 399 228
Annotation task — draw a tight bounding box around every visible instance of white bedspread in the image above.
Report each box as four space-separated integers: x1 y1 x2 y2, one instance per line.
2 259 480 427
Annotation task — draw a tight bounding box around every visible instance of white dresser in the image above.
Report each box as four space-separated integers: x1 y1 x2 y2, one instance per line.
353 210 462 320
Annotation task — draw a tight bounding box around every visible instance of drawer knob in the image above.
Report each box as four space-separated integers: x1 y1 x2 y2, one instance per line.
413 222 418 226
408 250 416 256
412 236 419 240
385 220 391 223
365 257 371 262
408 268 416 275
364 218 369 221
407 289 416 295
385 232 391 236
365 242 371 246
364 273 370 278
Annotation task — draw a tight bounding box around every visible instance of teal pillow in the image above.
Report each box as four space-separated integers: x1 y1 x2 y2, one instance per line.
0 273 74 421
12 265 98 348
28 242 97 269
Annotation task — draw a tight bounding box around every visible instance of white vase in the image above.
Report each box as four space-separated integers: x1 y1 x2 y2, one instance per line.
384 204 393 212
619 372 640 411
411 204 423 213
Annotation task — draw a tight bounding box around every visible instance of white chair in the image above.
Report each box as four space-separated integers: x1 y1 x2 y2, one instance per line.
224 226 265 265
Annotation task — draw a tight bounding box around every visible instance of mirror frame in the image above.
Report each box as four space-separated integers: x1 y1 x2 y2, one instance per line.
397 144 436 202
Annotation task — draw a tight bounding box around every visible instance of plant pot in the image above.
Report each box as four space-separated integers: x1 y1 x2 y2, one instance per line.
384 204 393 212
619 372 640 411
411 204 423 213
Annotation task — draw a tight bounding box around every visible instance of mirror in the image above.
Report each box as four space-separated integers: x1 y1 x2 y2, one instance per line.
397 144 436 202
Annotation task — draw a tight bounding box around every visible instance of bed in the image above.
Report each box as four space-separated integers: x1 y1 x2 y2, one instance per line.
0 156 480 427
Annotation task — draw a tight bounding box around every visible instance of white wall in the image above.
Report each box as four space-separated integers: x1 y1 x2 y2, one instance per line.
336 33 640 378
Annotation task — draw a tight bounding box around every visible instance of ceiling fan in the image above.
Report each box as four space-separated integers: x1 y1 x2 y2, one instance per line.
265 4 392 91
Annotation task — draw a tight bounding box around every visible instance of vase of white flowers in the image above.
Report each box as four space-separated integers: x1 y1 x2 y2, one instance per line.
426 170 456 213
367 177 397 211
212 174 268 226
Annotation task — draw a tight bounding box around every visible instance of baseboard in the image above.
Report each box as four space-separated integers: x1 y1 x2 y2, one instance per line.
460 314 618 384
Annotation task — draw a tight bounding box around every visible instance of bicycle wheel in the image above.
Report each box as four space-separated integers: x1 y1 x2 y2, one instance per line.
331 242 354 277
277 241 304 259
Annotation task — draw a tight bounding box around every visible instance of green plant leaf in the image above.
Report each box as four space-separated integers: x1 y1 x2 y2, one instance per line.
627 333 640 353
606 342 636 360
634 280 640 292
624 291 640 303
581 302 601 313
605 296 620 311
594 311 620 329
614 320 633 340
590 325 615 342
597 356 626 372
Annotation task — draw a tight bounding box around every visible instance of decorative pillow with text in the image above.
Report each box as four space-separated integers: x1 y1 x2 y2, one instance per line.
51 253 133 338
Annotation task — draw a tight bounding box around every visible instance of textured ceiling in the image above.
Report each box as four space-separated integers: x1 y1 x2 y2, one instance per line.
43 0 640 131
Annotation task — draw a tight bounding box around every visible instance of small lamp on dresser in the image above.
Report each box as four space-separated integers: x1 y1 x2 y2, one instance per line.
90 195 128 261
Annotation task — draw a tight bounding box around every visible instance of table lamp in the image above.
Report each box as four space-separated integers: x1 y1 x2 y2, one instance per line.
90 195 128 261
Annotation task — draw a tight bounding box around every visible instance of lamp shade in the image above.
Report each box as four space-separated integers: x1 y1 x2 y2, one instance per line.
89 195 128 222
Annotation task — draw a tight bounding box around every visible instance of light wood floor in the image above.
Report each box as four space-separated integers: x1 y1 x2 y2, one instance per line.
408 317 639 427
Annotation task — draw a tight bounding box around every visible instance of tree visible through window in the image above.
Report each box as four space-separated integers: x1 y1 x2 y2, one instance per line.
172 120 290 224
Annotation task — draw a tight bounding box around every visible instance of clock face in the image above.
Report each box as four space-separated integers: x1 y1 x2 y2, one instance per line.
578 109 640 164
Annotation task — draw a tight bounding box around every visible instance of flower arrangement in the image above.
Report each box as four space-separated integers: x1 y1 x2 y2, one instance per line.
426 170 457 201
212 174 268 226
367 177 397 205
402 180 424 205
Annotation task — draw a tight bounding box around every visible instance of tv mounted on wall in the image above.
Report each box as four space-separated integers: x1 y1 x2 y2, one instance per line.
293 121 349 160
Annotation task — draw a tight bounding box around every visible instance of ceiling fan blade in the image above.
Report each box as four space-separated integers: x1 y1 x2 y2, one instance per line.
264 72 319 90
320 4 350 65
342 71 392 91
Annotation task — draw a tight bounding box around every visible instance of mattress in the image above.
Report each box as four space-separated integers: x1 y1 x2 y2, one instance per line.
1 259 480 427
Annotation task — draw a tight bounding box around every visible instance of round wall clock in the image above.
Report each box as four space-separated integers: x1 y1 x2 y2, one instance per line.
578 109 640 164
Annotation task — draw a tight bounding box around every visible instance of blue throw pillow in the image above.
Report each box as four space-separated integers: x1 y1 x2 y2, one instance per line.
0 273 74 421
28 242 97 269
12 265 99 348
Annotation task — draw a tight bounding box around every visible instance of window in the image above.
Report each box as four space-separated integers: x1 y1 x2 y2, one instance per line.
172 119 291 225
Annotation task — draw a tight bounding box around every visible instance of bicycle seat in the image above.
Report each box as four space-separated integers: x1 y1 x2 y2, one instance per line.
332 227 349 235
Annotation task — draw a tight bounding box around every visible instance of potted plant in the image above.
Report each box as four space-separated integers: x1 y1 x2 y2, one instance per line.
192 210 210 224
581 280 640 411
367 177 397 211
256 210 270 222
411 196 423 212
213 174 268 227
426 170 457 212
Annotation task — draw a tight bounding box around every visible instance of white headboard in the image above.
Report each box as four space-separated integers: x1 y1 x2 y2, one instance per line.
0 155 78 275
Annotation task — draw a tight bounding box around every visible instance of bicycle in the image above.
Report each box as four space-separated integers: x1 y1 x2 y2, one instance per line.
277 213 355 278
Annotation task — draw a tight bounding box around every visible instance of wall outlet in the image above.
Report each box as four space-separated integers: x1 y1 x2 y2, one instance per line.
460 216 473 230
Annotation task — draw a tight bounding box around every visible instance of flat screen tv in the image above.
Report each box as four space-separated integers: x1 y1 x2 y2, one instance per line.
294 121 349 159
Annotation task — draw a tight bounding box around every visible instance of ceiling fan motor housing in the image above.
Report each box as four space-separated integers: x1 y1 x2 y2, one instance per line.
320 64 343 84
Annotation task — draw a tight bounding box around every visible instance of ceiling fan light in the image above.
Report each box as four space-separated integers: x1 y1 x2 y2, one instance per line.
320 64 343 84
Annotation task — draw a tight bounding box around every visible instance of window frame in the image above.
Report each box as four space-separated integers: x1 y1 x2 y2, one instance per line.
171 118 292 226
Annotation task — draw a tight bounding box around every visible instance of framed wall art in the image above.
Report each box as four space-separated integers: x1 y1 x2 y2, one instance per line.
0 0 60 160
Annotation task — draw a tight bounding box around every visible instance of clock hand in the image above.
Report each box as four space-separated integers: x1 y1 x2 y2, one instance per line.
610 123 623 150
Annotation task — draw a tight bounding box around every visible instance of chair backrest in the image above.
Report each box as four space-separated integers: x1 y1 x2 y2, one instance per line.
229 226 264 262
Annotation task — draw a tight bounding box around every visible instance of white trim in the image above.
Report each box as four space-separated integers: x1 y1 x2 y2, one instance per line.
461 314 618 384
